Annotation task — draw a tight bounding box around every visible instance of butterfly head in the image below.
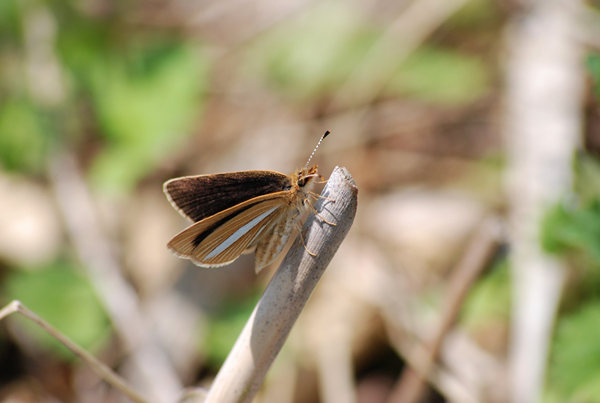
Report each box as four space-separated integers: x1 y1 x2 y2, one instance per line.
296 165 319 188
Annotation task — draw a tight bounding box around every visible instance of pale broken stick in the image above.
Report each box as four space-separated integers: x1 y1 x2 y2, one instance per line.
190 166 358 403
49 153 181 402
389 217 504 403
0 300 149 403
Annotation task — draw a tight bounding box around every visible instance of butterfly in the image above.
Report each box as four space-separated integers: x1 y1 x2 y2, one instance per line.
164 131 331 273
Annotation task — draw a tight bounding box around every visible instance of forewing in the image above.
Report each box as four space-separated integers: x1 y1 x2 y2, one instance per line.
168 195 288 267
164 170 291 222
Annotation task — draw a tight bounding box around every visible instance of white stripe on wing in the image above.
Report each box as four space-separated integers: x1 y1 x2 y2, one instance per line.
206 206 278 259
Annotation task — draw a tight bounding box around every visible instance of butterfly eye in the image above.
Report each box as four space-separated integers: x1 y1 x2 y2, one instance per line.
298 177 306 187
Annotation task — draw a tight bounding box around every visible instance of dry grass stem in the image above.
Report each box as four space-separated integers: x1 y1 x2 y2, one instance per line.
390 217 504 403
0 300 149 403
49 154 182 402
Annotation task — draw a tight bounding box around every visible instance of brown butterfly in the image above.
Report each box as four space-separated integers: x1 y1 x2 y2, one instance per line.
164 131 331 273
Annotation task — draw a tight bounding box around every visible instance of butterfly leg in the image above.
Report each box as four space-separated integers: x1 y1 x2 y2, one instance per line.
308 191 336 203
305 198 336 226
295 223 316 256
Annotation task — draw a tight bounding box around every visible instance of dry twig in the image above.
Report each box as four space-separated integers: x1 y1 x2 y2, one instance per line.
49 154 182 402
201 166 358 403
0 301 148 403
389 217 504 403
504 1 584 401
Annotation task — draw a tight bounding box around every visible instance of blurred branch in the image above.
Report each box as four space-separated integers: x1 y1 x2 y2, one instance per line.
22 3 65 107
217 0 315 49
315 321 355 403
503 0 584 402
574 1 600 50
384 313 505 403
385 321 495 403
0 301 149 403
330 0 470 111
203 166 358 403
388 217 504 403
49 154 182 402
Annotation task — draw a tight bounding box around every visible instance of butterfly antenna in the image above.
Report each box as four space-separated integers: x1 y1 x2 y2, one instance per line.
305 130 330 168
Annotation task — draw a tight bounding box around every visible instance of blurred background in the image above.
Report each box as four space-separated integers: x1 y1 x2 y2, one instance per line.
1 0 600 402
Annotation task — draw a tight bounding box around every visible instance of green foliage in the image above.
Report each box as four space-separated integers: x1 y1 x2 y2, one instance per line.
246 2 379 100
460 259 511 330
58 24 208 193
0 100 51 173
389 46 489 105
0 2 208 191
2 261 110 360
0 0 22 43
547 301 600 401
538 155 600 301
541 154 600 268
542 153 600 400
575 152 600 206
541 201 600 267
203 294 259 368
247 2 489 105
588 53 600 97
85 43 206 193
444 0 499 30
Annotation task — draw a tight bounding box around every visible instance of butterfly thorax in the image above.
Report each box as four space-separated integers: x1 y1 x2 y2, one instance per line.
287 165 318 207
253 165 318 271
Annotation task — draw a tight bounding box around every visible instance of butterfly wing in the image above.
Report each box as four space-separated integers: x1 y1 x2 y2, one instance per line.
254 207 301 273
168 194 289 267
164 171 291 222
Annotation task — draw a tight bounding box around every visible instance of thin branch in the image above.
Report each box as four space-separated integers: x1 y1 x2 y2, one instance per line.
330 0 470 111
204 166 358 403
504 1 583 401
48 154 182 402
384 315 504 403
0 300 149 403
389 217 504 403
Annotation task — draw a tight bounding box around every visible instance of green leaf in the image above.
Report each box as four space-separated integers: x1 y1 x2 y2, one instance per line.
85 42 207 193
246 2 490 105
540 201 600 265
57 16 208 193
246 2 379 100
0 0 22 42
0 100 50 173
460 259 511 329
203 294 259 368
575 153 600 205
444 0 499 30
587 54 600 97
547 301 600 400
2 261 110 360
